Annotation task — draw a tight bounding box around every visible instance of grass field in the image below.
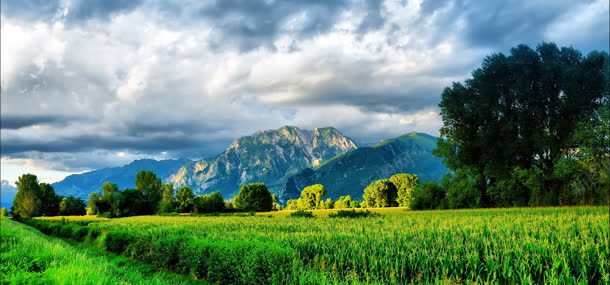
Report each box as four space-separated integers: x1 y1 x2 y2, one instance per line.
0 217 206 285
14 207 610 284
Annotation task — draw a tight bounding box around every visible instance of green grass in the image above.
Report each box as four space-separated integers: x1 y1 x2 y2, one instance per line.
0 217 207 285
19 207 610 284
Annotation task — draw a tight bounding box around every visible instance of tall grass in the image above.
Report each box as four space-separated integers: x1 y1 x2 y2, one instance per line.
0 217 206 284
25 207 610 284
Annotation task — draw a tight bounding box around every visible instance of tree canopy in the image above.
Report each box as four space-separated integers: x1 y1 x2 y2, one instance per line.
233 183 273 212
435 42 608 207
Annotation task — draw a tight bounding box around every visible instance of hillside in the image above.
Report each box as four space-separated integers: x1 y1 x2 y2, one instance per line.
278 133 448 201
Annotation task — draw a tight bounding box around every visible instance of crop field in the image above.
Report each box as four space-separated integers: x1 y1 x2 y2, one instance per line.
19 207 610 284
0 217 205 285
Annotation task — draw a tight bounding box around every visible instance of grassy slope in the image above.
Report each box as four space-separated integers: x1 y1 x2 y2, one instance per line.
0 217 205 285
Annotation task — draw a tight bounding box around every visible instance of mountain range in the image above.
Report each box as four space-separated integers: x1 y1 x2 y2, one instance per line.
2 126 449 207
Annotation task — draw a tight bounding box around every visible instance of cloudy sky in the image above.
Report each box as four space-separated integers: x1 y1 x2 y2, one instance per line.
1 0 608 184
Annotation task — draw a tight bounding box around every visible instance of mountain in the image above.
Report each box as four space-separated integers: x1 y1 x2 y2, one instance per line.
278 132 448 201
169 126 358 197
1 180 17 209
52 158 190 199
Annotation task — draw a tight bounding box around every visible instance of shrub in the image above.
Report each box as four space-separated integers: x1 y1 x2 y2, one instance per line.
289 210 314 218
363 179 398 208
104 231 137 253
329 210 380 218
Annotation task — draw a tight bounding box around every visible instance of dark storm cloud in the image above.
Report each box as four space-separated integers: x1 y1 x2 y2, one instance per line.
0 114 74 129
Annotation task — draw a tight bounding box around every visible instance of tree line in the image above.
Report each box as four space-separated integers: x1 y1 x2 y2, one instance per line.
8 170 280 219
10 174 86 219
286 173 420 210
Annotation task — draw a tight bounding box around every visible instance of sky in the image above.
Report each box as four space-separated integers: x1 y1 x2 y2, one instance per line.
1 0 608 184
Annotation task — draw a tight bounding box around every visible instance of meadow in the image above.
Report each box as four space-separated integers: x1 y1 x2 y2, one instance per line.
15 206 608 284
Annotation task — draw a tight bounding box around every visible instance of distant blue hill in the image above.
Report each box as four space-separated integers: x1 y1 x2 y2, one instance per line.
52 158 191 199
1 180 17 209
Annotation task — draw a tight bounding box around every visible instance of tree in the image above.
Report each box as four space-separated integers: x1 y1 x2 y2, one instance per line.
12 174 41 219
194 192 225 213
334 195 354 209
363 179 398 208
96 182 121 218
58 196 86 216
410 181 446 210
176 186 195 213
233 183 273 212
120 189 146 216
390 174 419 208
87 192 100 215
38 183 60 216
436 43 608 206
300 184 328 210
135 170 162 214
159 184 176 213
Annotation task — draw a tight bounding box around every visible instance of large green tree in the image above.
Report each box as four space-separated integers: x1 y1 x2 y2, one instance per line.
436 43 607 206
176 186 195 213
363 179 398 208
390 174 418 208
299 184 328 210
12 174 42 219
233 183 273 212
38 183 60 216
135 170 162 214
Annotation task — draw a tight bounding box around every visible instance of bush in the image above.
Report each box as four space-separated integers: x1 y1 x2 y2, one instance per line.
328 210 380 218
289 210 314 218
104 231 137 253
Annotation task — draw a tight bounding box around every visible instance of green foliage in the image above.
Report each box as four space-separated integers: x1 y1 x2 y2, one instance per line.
135 170 162 214
301 184 328 209
58 196 86 216
87 192 99 215
328 209 380 218
233 183 273 212
12 174 41 219
362 179 398 208
390 173 418 208
194 192 225 213
95 182 122 218
410 181 446 210
333 195 355 209
0 218 207 284
1 208 7 217
289 210 314 218
38 183 60 216
119 189 146 217
175 186 195 213
158 184 176 213
443 170 480 209
436 43 608 207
